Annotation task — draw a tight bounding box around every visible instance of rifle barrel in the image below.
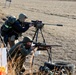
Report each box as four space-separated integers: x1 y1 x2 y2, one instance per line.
38 45 62 47
43 23 63 26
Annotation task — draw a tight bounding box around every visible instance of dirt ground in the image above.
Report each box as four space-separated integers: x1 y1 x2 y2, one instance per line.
0 0 76 75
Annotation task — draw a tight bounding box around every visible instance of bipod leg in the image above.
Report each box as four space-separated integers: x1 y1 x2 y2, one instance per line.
40 29 46 43
47 47 52 63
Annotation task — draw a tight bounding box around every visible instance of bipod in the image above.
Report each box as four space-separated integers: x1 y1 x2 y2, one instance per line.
32 28 52 63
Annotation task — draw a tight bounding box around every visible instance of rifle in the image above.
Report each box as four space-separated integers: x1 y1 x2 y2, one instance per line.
33 42 62 50
31 20 63 29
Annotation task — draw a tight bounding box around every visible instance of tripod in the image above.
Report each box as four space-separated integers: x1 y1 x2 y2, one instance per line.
32 28 46 43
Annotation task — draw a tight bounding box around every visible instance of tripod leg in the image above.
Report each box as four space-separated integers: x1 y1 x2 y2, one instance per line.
32 29 38 41
35 29 39 42
32 29 39 42
40 29 46 43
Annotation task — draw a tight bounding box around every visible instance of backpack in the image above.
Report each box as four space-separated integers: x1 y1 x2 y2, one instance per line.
1 16 16 36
